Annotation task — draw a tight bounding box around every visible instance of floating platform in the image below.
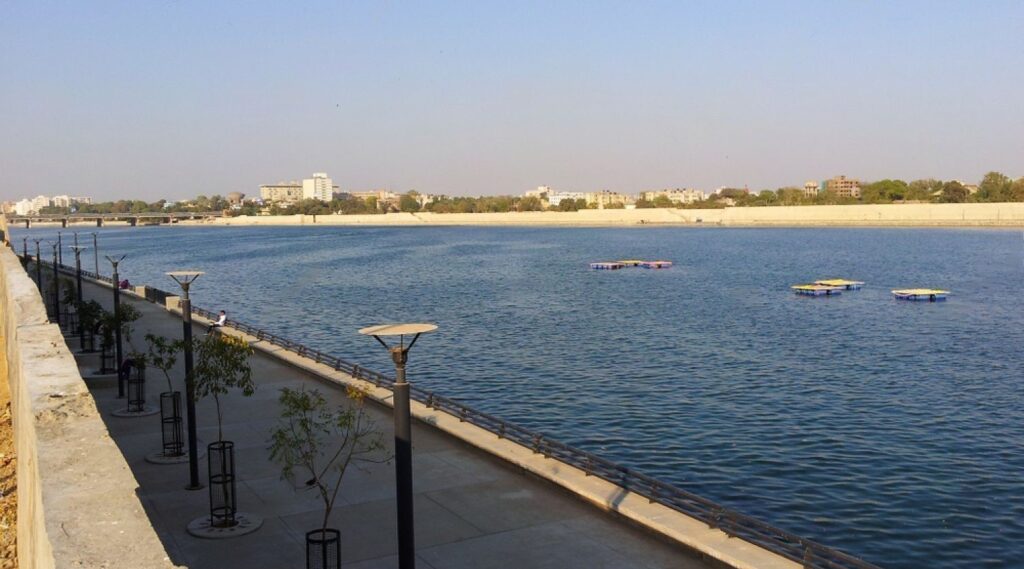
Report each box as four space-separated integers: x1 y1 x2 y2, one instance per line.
640 260 673 269
590 262 625 270
892 288 949 301
814 279 864 290
618 259 644 267
792 284 843 296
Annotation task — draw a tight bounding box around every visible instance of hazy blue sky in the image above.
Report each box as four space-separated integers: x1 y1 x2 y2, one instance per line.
2 1 1022 201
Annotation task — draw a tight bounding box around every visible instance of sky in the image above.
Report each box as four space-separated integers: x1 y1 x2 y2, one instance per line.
2 1 1023 201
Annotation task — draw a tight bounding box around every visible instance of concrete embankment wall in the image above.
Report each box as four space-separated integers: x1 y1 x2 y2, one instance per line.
0 246 176 569
207 202 1024 228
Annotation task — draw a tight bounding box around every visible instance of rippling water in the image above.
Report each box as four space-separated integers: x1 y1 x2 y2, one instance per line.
15 225 1024 568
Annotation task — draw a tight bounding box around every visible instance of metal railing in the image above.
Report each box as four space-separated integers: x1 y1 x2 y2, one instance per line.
46 258 882 569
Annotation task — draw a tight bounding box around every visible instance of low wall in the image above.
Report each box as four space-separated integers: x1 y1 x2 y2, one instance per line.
206 203 1024 228
0 247 176 569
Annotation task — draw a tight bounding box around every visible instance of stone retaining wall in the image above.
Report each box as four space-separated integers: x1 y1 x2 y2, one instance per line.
0 247 176 569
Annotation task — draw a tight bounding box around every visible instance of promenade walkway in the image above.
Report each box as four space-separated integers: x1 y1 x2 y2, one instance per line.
72 278 714 569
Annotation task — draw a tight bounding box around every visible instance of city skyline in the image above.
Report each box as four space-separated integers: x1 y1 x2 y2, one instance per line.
2 1 1022 202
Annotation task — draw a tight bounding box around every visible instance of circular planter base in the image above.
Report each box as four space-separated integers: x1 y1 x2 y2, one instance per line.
145 447 206 465
187 512 263 539
111 405 160 417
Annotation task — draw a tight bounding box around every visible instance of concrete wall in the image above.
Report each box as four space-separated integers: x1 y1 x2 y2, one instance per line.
207 203 1024 228
0 246 177 569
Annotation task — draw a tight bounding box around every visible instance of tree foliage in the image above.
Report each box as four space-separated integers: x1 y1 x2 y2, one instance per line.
268 386 388 532
193 333 255 441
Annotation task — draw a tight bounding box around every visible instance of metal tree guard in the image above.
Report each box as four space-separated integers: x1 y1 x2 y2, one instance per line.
358 323 437 569
107 255 127 398
167 271 205 491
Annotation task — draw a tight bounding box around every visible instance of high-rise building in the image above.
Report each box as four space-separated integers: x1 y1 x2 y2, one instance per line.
302 172 334 202
826 175 861 199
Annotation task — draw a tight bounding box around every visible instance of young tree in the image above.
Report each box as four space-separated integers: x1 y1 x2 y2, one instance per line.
193 333 256 441
145 333 185 393
269 386 388 534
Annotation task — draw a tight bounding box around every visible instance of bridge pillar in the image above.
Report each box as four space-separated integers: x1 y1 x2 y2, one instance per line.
61 218 68 228
96 218 103 227
130 218 137 227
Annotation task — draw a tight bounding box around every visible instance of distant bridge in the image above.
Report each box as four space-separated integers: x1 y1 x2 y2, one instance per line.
6 211 224 228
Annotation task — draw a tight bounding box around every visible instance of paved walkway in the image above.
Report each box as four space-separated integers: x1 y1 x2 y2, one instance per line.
72 278 713 569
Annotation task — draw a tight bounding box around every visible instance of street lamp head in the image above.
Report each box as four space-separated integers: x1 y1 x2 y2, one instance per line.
167 271 204 294
70 245 88 255
105 254 127 269
358 323 437 352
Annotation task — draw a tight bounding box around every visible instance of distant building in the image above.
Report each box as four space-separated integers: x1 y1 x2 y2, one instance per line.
15 199 34 215
302 172 334 202
826 175 861 199
547 191 586 207
52 195 73 208
585 190 633 209
803 181 819 198
260 181 303 204
30 195 51 212
639 188 706 205
525 186 550 199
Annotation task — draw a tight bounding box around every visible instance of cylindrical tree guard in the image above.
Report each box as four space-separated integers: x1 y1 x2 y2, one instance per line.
99 341 116 374
208 441 237 528
126 365 146 413
306 529 341 569
160 391 184 457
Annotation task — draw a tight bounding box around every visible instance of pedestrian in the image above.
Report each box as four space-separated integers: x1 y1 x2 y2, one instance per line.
208 310 227 333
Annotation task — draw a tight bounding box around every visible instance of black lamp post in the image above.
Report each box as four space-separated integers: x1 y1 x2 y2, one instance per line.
21 237 27 266
92 232 99 276
168 271 205 491
33 240 42 291
107 255 126 398
358 323 437 569
49 242 60 326
57 231 63 266
70 245 87 349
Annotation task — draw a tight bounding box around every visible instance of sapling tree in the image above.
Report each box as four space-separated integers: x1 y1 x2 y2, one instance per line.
269 385 388 533
193 333 256 441
145 333 185 393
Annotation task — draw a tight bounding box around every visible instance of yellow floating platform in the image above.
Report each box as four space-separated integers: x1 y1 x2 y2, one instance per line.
892 288 950 301
618 259 644 266
815 279 864 290
792 284 843 296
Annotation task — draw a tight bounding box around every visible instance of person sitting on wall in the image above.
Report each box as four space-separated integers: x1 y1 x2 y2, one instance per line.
119 279 131 289
207 310 227 333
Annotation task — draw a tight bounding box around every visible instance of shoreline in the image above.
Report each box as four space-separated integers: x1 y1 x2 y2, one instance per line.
199 202 1024 228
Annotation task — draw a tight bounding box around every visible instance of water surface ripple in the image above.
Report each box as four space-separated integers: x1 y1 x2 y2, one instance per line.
18 225 1023 568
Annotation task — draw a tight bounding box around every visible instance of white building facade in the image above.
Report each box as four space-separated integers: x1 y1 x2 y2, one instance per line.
302 172 334 202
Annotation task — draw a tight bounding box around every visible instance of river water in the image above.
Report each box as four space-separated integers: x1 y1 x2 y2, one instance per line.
12 225 1024 568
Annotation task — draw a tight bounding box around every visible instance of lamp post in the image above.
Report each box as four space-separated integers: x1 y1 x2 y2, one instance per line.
70 245 88 349
57 231 63 266
21 238 28 267
33 239 42 291
358 323 437 569
107 255 126 398
167 271 205 491
49 242 61 326
92 232 99 276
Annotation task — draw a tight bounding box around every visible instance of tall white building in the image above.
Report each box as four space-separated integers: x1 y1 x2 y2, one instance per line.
547 191 586 207
52 195 73 208
302 172 334 202
31 195 51 212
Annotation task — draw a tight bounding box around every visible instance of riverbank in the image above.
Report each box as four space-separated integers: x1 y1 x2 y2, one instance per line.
196 203 1024 228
